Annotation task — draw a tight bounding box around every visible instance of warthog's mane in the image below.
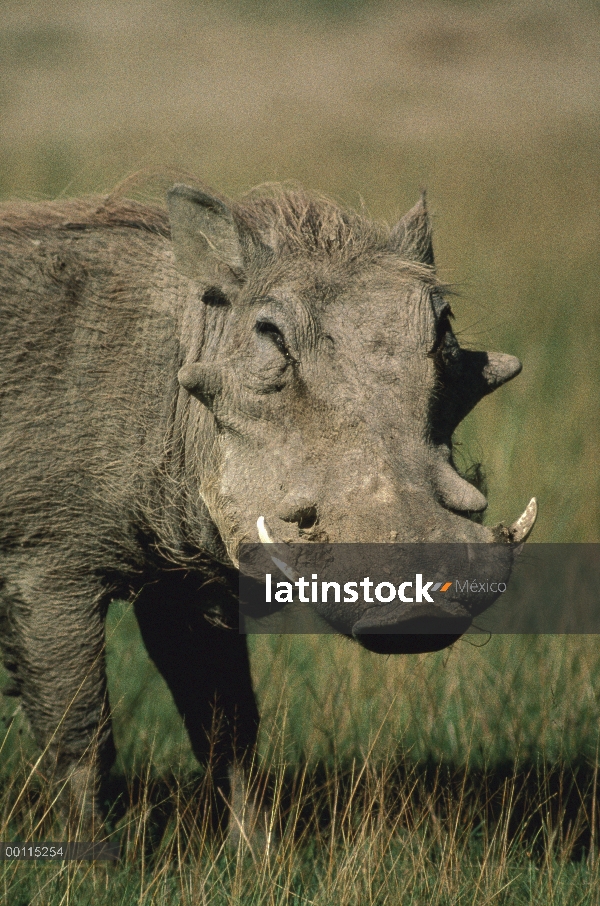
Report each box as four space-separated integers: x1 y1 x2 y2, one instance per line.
232 184 445 289
0 195 171 237
235 184 385 255
0 181 445 290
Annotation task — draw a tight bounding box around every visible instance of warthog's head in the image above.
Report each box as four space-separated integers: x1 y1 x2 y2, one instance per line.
169 183 536 651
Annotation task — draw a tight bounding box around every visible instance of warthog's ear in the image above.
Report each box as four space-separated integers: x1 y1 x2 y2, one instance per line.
388 193 435 266
167 184 244 281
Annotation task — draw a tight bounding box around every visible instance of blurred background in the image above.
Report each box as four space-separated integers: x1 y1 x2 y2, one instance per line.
1 0 597 541
1 0 599 775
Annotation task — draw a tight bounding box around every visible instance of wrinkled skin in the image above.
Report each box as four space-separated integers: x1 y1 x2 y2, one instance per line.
0 184 531 833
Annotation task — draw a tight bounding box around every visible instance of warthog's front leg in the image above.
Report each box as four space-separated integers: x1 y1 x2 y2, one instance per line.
133 574 262 838
0 554 115 838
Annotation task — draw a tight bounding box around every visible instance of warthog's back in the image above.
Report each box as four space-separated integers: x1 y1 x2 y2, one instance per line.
0 197 180 558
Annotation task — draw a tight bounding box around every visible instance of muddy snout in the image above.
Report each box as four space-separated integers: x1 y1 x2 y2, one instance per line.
241 535 517 647
349 543 515 653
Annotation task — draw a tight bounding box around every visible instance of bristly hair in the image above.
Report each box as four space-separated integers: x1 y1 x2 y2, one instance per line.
232 183 386 257
0 179 447 290
229 182 446 289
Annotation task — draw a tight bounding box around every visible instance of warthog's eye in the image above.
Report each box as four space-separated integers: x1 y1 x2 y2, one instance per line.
255 319 295 363
429 301 455 357
429 319 449 356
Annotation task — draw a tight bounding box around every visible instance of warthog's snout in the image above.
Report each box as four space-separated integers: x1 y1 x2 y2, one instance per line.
255 499 537 653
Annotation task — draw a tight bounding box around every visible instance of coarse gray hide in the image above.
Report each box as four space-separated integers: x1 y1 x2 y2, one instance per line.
0 183 535 833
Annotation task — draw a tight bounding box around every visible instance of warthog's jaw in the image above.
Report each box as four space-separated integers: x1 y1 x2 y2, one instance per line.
352 619 471 654
254 500 538 654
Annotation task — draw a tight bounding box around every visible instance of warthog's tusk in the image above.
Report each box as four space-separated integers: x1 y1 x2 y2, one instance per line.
257 515 274 545
257 516 298 581
508 497 538 543
493 497 538 543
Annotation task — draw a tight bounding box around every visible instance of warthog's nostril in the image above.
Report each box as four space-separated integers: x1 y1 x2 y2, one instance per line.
296 506 318 530
278 502 319 530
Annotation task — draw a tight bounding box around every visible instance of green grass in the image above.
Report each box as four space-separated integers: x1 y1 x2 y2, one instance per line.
4 616 600 902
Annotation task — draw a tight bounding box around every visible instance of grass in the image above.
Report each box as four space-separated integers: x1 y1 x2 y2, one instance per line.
3 769 600 905
1 0 600 900
4 617 600 902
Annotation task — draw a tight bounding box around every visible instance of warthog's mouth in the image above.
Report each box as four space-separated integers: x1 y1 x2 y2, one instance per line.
249 500 538 653
255 498 538 570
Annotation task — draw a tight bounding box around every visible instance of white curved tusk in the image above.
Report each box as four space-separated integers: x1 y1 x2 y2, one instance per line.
508 497 538 543
257 515 274 545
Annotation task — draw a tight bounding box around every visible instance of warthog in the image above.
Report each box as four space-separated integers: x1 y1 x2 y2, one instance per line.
0 182 536 831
